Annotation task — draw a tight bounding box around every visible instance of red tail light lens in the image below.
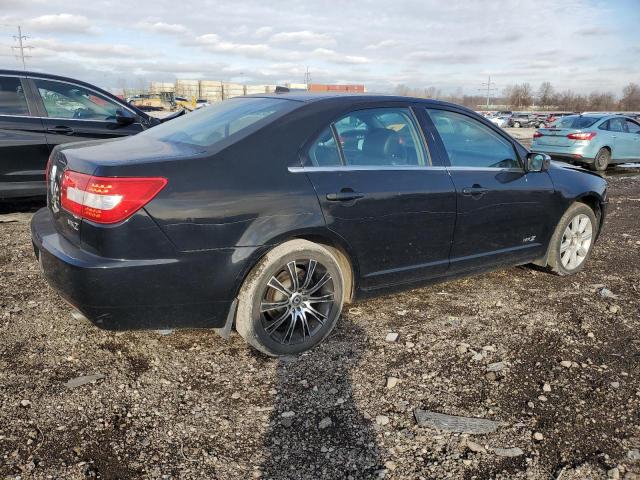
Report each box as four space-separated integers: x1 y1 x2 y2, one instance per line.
60 171 167 224
567 132 596 141
533 131 543 138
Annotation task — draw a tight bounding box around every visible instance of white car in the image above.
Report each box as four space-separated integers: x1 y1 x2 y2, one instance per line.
489 115 510 128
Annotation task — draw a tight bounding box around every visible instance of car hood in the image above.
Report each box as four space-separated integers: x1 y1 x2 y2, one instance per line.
548 160 604 179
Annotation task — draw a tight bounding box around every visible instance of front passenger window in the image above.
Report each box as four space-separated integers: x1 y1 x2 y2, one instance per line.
427 109 520 169
34 79 121 121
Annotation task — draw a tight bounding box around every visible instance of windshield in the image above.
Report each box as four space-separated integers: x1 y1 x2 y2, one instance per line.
556 116 601 129
144 97 297 147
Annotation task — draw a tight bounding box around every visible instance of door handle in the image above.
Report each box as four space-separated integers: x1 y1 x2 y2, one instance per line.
326 191 365 202
462 186 489 196
47 126 74 135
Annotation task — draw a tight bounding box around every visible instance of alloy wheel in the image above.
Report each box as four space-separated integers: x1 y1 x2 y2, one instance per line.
560 213 593 270
260 259 335 345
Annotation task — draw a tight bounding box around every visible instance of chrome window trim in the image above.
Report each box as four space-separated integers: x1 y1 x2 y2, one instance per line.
0 113 32 119
289 165 448 173
288 165 524 173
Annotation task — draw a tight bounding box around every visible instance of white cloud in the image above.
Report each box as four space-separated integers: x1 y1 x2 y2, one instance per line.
270 30 336 47
29 38 145 58
195 33 269 56
136 20 188 35
254 26 273 38
26 14 97 34
311 48 370 65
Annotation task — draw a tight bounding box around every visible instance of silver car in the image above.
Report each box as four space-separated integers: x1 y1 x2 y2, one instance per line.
532 114 640 170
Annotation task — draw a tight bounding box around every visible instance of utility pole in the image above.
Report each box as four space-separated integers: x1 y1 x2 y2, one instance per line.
478 75 497 109
12 25 31 70
303 66 311 87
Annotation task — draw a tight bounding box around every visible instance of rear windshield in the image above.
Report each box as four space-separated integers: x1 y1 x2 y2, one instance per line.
555 116 601 129
144 97 297 147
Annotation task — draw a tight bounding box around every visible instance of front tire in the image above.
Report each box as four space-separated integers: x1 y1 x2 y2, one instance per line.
235 240 345 356
590 148 611 171
547 203 597 276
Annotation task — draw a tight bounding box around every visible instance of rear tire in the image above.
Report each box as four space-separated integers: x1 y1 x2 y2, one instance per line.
235 239 345 357
547 203 597 276
590 148 610 172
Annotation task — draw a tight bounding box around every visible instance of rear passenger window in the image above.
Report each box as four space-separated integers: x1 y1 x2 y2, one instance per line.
427 109 520 169
0 77 29 115
308 108 429 167
308 127 341 166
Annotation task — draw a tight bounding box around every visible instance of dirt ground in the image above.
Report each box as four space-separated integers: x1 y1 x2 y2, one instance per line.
1 164 640 479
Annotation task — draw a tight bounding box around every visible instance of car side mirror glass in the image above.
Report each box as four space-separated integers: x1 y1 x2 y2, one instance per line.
526 152 550 172
115 109 136 125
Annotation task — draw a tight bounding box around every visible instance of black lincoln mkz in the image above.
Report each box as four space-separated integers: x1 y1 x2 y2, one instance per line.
31 93 607 356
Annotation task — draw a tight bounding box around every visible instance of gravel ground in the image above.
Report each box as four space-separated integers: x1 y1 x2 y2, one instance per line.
1 165 640 480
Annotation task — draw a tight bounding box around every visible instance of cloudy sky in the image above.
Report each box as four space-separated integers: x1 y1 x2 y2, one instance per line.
1 0 639 95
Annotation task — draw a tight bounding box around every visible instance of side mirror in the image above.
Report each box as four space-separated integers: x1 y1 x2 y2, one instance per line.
525 152 551 172
115 109 136 126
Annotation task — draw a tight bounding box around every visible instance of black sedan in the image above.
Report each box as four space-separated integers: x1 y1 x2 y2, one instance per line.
0 70 182 199
31 93 607 356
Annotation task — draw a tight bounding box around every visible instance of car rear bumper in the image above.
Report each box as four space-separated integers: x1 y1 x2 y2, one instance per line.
30 207 259 331
531 144 596 163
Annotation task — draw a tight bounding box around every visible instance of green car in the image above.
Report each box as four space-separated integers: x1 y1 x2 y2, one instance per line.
532 114 640 171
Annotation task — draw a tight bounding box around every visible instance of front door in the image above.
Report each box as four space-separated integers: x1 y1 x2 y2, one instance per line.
425 107 555 272
300 106 457 290
0 75 49 192
28 77 144 151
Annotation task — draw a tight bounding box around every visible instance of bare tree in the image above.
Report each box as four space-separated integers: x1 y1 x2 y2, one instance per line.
537 82 555 108
588 91 616 111
620 83 640 111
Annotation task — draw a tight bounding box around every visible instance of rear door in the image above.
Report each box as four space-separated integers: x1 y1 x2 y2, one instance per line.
299 104 457 290
624 119 640 161
424 107 555 272
27 77 144 150
0 75 49 193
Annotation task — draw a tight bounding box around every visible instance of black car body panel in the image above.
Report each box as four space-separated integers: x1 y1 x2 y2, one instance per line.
0 69 169 199
31 94 608 331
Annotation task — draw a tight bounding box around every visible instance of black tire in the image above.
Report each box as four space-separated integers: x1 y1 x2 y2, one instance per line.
590 148 611 172
547 203 598 276
235 239 345 356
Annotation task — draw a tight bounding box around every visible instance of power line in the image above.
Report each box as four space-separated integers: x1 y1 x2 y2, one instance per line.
478 75 498 109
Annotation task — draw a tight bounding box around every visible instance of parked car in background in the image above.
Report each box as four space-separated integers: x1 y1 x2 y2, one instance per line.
489 114 511 128
32 93 607 356
532 114 640 170
544 112 577 127
508 113 538 128
0 70 182 199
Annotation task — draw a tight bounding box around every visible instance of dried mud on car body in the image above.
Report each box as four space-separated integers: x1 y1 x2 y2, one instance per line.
1 174 640 479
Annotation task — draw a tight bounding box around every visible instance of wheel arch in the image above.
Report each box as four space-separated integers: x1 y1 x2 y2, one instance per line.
230 228 359 306
533 192 606 268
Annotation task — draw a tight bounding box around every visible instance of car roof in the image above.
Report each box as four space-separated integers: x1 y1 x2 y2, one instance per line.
246 91 475 112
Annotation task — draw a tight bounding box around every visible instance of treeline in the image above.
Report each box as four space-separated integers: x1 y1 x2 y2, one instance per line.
394 82 640 111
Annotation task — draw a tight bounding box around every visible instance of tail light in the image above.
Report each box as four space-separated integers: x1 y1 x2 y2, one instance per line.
60 170 167 224
533 131 543 138
567 132 596 141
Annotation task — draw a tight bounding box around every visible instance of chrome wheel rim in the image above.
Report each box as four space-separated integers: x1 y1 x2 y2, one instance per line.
260 259 335 345
560 214 593 270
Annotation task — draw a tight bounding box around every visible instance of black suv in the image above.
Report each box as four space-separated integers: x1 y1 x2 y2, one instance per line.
0 70 181 199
